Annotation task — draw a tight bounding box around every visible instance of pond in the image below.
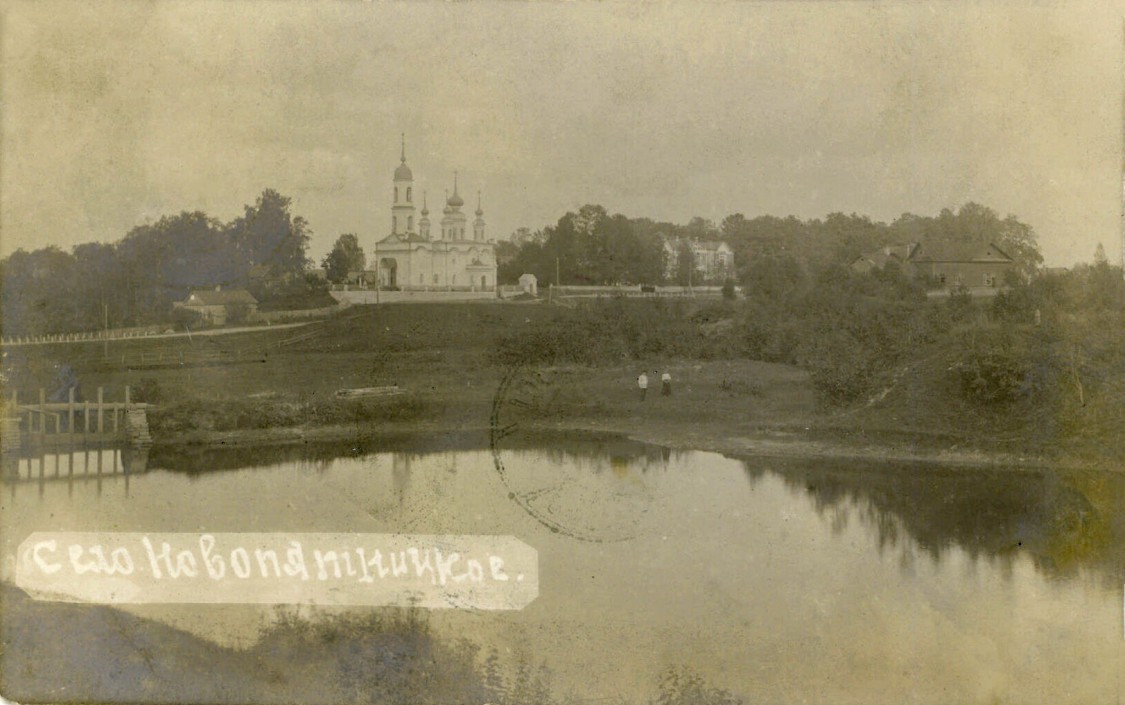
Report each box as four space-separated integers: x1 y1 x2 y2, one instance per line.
2 436 1123 704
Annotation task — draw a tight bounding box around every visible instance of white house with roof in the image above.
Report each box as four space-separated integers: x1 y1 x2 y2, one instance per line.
661 237 735 283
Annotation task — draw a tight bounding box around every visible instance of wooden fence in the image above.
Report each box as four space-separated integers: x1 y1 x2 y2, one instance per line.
4 386 151 447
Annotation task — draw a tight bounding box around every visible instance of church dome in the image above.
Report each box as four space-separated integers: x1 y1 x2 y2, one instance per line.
394 162 413 181
447 192 464 208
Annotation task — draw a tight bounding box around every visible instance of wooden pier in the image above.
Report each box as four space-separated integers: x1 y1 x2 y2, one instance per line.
2 385 152 452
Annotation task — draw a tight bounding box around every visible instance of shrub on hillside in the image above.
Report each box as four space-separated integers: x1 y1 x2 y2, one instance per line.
787 266 940 404
490 299 706 366
951 325 1057 405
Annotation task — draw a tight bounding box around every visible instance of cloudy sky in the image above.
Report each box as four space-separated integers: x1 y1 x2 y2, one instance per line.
2 0 1121 266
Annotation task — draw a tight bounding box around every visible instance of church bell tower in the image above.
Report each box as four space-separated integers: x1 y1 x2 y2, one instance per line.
391 133 415 236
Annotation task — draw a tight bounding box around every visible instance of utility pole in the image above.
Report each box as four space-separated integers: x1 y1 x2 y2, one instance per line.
103 302 108 359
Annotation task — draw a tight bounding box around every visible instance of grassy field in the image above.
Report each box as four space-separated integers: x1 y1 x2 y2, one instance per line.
2 302 819 446
3 300 1112 467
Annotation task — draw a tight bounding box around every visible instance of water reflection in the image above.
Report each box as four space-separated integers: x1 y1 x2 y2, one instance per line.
2 436 1123 704
757 458 1125 585
5 437 1122 584
3 446 150 500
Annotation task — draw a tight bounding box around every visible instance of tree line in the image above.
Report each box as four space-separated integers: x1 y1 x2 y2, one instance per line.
498 202 1045 287
0 189 330 337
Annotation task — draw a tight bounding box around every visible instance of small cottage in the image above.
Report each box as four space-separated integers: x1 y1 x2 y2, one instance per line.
174 286 258 326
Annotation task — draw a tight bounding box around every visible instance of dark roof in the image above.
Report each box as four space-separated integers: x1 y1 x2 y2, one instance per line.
184 289 258 306
910 242 1013 263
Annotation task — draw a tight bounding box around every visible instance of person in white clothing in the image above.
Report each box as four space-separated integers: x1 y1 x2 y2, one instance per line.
637 372 649 401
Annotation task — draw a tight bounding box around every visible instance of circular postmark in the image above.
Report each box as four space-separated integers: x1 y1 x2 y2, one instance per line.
490 365 652 543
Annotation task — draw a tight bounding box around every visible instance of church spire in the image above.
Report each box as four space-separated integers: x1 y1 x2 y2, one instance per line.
446 172 464 207
473 190 486 241
400 132 406 163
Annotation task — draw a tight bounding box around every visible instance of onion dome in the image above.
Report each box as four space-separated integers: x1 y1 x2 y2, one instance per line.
446 171 464 207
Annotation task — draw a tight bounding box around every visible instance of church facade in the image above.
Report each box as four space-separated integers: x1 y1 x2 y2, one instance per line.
371 140 497 291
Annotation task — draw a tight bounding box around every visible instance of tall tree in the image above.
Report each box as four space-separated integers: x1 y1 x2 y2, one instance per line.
229 189 312 277
1093 242 1108 266
675 241 696 287
322 233 366 283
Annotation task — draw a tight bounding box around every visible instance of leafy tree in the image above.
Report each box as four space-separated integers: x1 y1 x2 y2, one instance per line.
117 211 236 325
996 215 1043 282
674 241 696 287
742 254 805 302
1094 242 1108 266
322 233 366 283
229 189 312 277
0 246 78 336
500 206 665 286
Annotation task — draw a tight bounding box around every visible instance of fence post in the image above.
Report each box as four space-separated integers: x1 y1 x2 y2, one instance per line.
97 387 104 433
68 387 75 434
38 388 45 435
84 399 91 433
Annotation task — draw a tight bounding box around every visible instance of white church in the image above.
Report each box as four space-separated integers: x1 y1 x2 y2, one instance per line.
371 138 497 291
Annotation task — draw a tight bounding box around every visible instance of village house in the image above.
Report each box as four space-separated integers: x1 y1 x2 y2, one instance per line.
851 241 1014 292
173 286 258 326
661 237 735 283
909 242 1014 289
849 243 922 277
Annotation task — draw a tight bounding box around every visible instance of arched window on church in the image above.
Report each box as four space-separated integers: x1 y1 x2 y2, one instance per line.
406 187 412 202
408 216 413 231
393 216 398 232
394 187 399 203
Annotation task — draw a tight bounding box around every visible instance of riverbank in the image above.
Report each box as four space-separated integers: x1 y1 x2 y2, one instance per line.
136 356 1072 472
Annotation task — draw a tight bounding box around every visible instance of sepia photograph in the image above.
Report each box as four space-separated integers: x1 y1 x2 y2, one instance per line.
1 1 1123 703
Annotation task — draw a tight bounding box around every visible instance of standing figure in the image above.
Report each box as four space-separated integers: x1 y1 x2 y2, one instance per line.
661 370 672 396
637 372 649 401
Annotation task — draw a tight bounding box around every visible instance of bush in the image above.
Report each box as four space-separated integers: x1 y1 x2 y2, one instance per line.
951 325 1056 405
721 278 737 300
491 299 707 366
132 377 162 404
171 306 206 331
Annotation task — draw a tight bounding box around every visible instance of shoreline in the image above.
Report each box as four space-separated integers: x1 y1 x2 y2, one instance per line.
144 416 1074 472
